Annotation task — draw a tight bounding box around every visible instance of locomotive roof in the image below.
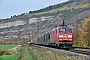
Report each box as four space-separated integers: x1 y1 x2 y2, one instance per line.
58 26 72 28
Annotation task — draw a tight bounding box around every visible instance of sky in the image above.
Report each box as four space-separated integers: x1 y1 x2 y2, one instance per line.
0 0 68 19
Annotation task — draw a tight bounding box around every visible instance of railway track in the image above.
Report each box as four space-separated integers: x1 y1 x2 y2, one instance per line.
70 49 90 55
67 48 90 60
74 47 90 49
73 47 90 55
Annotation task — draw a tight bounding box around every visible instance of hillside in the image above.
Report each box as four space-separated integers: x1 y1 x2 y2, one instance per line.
0 0 90 39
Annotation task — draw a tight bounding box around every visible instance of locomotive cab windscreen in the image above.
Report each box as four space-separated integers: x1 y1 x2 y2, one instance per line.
59 27 72 33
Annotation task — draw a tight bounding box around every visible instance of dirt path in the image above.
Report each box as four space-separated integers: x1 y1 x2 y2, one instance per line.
28 48 37 60
18 49 25 60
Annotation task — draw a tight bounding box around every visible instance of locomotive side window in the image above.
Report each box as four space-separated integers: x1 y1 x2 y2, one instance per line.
49 34 50 39
59 28 72 33
56 30 57 33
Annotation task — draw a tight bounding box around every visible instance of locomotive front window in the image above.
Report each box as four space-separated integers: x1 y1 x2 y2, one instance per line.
60 28 65 33
60 28 72 33
66 28 72 33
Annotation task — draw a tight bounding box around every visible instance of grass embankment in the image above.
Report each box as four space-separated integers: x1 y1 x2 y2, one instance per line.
0 45 22 60
30 46 81 60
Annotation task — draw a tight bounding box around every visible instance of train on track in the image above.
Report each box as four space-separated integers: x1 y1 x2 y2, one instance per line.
32 21 74 48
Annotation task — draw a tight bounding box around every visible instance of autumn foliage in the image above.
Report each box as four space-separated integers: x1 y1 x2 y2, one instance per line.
75 17 90 47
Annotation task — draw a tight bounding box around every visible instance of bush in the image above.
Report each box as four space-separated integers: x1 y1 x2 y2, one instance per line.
0 50 11 56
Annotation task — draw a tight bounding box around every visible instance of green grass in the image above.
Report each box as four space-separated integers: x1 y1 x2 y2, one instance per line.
0 44 21 60
0 45 82 60
0 45 18 51
22 47 33 60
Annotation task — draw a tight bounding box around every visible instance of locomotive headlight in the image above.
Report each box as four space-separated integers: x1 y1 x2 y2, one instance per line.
60 39 62 41
68 35 72 38
59 35 63 38
69 39 72 41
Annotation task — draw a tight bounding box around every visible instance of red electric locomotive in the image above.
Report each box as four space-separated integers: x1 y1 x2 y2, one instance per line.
33 20 74 48
50 26 74 48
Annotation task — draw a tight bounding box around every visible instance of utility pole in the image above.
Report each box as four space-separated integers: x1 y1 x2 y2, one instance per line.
76 18 78 31
30 24 34 43
31 31 33 40
75 18 79 40
36 18 41 37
